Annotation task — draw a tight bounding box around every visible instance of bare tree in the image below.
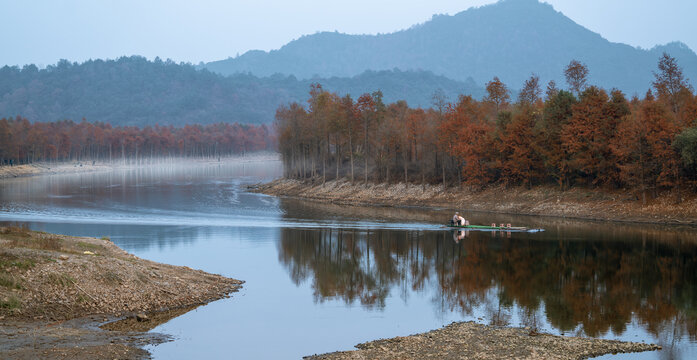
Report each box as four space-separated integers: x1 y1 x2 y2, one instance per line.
653 52 692 114
564 60 589 96
545 80 559 100
518 74 542 106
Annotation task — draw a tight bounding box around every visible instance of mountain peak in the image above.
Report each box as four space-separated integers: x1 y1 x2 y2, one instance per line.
203 0 697 95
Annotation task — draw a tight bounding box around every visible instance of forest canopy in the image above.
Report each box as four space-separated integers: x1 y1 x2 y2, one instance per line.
275 54 697 200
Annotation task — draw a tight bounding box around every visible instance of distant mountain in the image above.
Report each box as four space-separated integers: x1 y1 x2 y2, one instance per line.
0 57 482 126
204 0 697 96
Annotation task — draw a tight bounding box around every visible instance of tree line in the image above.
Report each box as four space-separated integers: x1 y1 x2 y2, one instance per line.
0 117 273 165
275 53 697 201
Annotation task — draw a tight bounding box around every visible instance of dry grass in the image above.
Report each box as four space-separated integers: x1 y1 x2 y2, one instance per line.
0 273 22 290
0 254 36 271
47 273 76 287
0 295 21 310
3 226 64 252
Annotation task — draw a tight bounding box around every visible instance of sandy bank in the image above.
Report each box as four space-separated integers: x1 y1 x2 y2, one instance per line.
254 178 697 225
0 226 242 359
305 321 659 360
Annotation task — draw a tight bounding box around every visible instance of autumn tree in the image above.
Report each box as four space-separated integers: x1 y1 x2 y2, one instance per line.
613 91 680 200
499 108 543 187
545 80 559 100
518 74 542 107
539 90 576 188
564 60 589 96
484 77 510 115
442 95 493 187
653 52 692 116
561 86 612 185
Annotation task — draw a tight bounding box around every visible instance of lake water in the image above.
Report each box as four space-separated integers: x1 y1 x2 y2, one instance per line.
1 159 696 359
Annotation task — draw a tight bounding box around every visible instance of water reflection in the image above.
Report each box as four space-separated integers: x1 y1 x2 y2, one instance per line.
277 226 697 346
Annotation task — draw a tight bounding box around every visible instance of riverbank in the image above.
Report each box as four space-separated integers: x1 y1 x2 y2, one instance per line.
305 321 659 359
0 153 280 180
254 178 697 225
0 226 242 359
0 161 114 179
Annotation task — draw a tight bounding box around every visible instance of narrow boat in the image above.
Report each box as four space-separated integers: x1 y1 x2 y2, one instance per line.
446 222 543 232
447 224 528 231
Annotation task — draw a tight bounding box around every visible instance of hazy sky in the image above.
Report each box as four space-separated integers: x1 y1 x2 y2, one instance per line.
1 0 695 67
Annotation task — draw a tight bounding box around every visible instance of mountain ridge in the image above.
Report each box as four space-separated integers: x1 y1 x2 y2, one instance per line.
0 57 483 126
204 0 697 96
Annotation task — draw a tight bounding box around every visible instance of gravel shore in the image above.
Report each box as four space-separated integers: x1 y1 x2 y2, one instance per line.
305 321 660 360
0 226 242 359
254 178 697 225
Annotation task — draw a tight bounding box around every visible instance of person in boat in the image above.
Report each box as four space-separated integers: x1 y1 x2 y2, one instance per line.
452 212 466 226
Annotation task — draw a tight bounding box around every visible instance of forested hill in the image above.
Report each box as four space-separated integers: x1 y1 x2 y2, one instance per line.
204 0 697 96
0 57 482 126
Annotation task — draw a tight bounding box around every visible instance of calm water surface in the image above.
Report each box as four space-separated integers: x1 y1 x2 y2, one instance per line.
1 159 696 359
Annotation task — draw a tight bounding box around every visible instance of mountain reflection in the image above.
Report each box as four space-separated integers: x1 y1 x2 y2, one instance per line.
277 226 697 341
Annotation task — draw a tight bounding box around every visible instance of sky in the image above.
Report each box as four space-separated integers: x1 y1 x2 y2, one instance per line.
1 0 695 67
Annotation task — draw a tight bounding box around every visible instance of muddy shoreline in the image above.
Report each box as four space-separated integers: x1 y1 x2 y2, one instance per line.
253 178 697 226
0 227 242 359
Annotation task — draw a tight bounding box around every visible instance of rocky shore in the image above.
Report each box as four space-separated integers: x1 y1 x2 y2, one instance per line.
254 178 697 225
305 321 660 360
0 226 242 359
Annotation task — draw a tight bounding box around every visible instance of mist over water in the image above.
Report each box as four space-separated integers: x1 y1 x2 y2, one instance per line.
1 159 696 359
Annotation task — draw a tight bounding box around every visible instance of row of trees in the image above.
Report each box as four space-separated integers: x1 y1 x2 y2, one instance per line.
0 117 274 165
275 54 697 200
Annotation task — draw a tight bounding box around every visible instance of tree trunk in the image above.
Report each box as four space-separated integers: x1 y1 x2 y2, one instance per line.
364 117 369 184
404 152 408 184
349 138 354 183
336 141 340 180
442 153 447 190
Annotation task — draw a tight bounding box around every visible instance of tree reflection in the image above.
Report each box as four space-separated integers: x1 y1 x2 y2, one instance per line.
277 226 697 343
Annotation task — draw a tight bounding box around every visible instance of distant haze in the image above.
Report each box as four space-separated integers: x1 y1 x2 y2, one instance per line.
0 0 695 67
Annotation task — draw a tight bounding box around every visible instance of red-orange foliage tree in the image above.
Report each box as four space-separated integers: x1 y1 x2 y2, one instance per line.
442 95 493 187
